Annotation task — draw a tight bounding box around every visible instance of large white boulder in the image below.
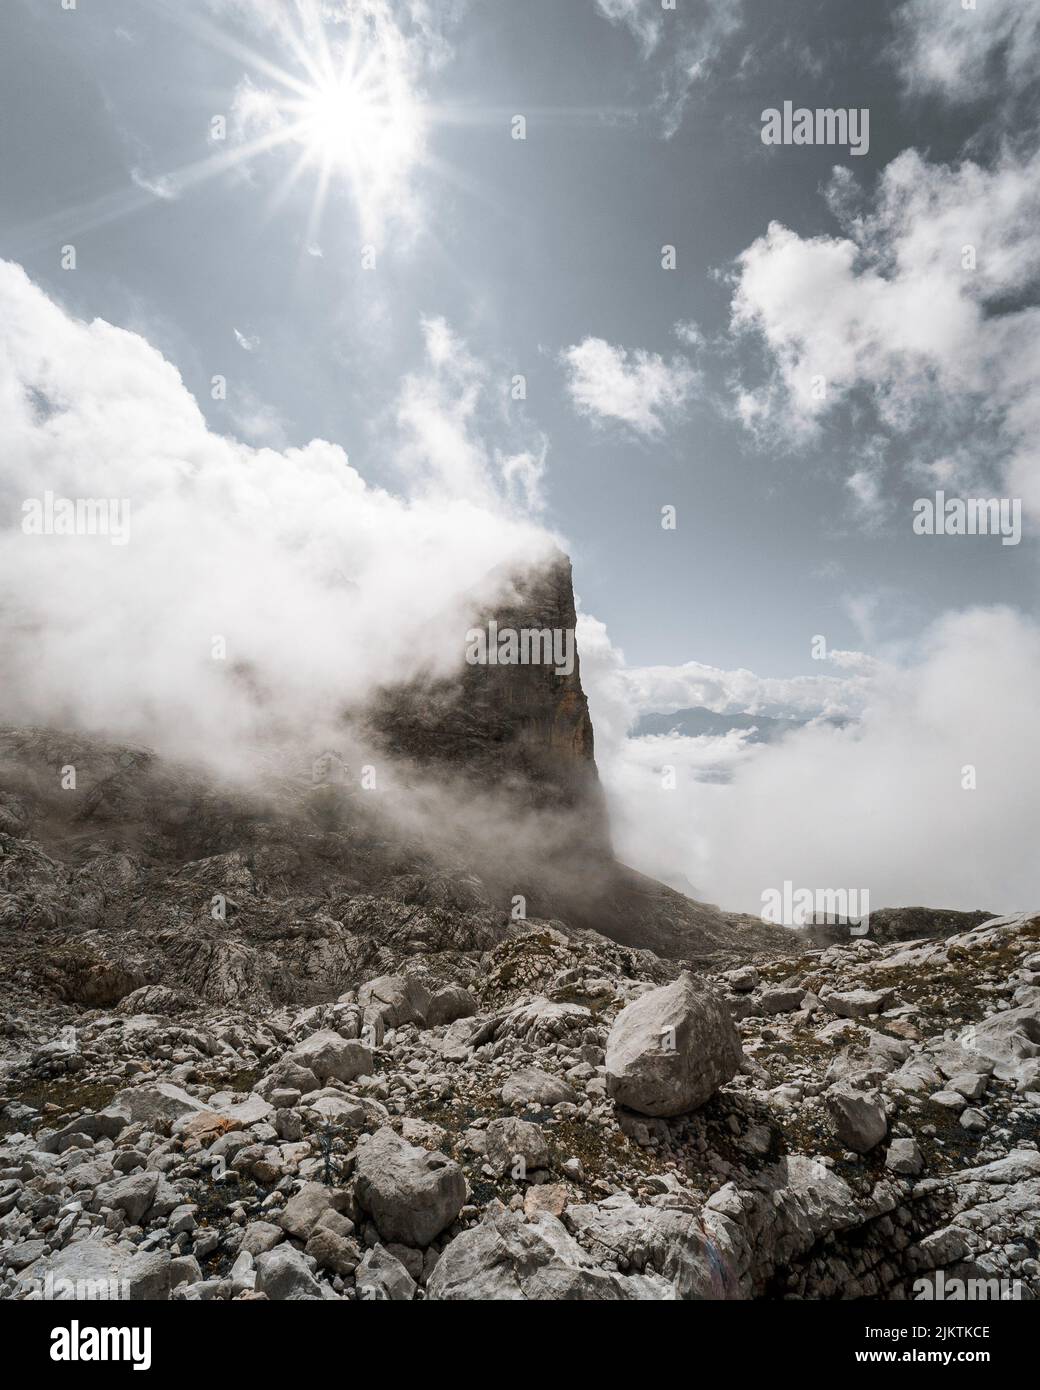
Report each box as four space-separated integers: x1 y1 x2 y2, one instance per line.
605 972 743 1117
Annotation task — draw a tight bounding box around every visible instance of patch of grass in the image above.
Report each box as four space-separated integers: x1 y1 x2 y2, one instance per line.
0 1076 119 1137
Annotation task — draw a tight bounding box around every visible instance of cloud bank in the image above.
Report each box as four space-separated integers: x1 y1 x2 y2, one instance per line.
0 262 554 773
581 606 1040 915
2 263 1035 917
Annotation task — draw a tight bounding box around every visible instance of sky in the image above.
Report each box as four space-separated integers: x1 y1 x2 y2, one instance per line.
1 0 1038 914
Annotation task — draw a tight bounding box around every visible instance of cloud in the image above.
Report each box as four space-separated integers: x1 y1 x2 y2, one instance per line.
728 146 1040 516
0 262 554 771
497 444 548 512
394 315 549 507
893 0 1040 104
581 606 1040 913
233 328 259 352
227 388 287 446
130 168 180 201
560 337 698 435
593 0 745 137
594 0 662 55
577 611 874 727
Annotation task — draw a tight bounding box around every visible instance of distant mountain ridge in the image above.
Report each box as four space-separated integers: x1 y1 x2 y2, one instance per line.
632 706 849 744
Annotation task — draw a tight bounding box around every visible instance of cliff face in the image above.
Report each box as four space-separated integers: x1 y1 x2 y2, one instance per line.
363 552 783 961
364 550 614 889
364 552 611 848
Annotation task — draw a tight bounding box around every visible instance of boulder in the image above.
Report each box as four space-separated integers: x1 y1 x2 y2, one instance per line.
427 1208 673 1300
485 1117 550 1178
721 966 759 994
426 984 477 1028
90 1172 160 1225
19 1243 172 1301
277 1182 351 1242
358 974 431 1030
826 1084 888 1153
605 972 743 1117
356 1244 417 1301
354 1127 466 1247
116 984 188 1016
110 1082 205 1129
820 987 894 1019
885 1137 924 1176
501 1067 578 1107
969 1003 1040 1083
754 987 806 1015
253 1244 323 1301
283 1030 373 1084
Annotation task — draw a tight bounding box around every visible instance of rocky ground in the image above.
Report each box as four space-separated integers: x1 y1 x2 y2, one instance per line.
1 908 1037 1301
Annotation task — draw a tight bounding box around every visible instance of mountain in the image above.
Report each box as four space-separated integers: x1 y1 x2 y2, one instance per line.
0 553 1036 1305
632 706 849 743
0 556 794 1026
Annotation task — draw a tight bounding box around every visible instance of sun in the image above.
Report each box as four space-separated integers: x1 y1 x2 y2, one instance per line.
295 67 423 182
111 3 438 243
300 77 385 167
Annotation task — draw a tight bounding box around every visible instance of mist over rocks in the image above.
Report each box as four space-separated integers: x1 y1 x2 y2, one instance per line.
0 549 1037 1303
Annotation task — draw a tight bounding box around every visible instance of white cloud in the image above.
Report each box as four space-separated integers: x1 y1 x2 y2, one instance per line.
729 146 1040 516
130 168 180 201
228 388 287 446
893 0 1040 103
577 610 873 727
594 0 662 55
581 606 1040 914
233 328 259 352
497 444 548 512
394 315 549 508
846 466 890 526
0 262 554 770
560 337 698 436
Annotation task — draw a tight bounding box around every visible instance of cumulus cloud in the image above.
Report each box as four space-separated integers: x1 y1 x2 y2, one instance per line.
577 613 873 724
729 146 1040 516
581 606 1040 913
0 262 554 772
560 337 698 436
